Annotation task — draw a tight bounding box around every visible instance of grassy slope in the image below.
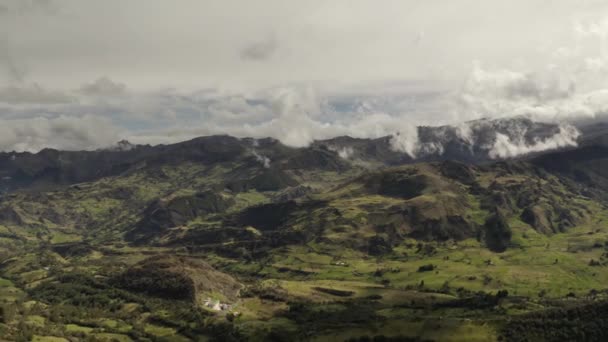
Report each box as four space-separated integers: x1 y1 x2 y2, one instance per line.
0 161 607 340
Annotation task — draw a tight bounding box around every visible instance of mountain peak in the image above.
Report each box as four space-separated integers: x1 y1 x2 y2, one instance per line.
105 139 136 152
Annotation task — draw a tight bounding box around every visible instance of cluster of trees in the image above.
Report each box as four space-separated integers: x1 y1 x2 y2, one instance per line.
30 273 141 311
111 267 195 301
285 300 379 337
240 281 288 302
417 264 435 272
434 290 509 310
501 300 608 341
483 210 512 252
312 287 354 297
23 272 213 341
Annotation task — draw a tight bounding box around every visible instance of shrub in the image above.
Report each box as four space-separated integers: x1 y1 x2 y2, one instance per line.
417 264 435 272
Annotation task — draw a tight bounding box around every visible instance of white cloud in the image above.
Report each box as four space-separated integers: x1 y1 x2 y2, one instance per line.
464 62 575 102
252 150 271 168
489 123 580 159
327 145 354 159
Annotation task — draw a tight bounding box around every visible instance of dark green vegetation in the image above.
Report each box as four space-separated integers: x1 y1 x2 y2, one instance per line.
3 127 608 341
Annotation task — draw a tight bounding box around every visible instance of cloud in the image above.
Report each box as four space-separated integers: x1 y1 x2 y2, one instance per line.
0 115 123 152
327 145 354 159
0 38 26 83
0 0 56 15
489 123 580 159
79 77 127 97
465 62 575 102
0 83 74 104
1 2 608 157
5 0 605 90
252 150 271 168
453 37 608 124
107 85 427 156
575 16 608 39
0 75 588 159
240 35 279 61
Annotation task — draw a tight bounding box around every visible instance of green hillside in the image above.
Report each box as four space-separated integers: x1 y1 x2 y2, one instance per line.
1 137 608 341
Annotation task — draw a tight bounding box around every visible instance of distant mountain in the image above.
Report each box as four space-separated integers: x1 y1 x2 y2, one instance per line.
0 116 591 195
315 116 577 165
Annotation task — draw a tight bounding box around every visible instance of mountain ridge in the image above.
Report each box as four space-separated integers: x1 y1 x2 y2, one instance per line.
0 116 590 195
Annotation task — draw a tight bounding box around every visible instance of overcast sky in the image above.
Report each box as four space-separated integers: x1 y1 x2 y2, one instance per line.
2 0 608 152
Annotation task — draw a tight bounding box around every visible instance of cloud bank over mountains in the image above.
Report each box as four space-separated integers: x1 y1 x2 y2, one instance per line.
1 1 608 156
0 115 123 152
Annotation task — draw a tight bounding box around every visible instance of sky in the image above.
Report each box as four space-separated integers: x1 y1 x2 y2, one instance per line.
2 0 608 152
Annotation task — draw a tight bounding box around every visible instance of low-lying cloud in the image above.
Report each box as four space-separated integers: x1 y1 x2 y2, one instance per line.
489 124 580 159
0 115 123 152
0 79 587 158
251 150 271 168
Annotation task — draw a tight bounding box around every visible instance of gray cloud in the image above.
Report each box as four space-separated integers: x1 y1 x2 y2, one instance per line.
0 0 58 83
0 115 123 152
4 0 604 90
240 36 279 61
79 77 127 97
0 83 74 104
0 38 26 83
0 0 57 15
0 55 25 84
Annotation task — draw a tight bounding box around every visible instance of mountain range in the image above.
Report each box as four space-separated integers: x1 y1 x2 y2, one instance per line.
2 116 608 341
0 116 594 194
